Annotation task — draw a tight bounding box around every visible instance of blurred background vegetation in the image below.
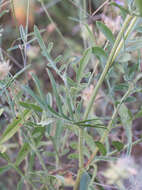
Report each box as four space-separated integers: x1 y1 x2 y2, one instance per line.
1 0 142 190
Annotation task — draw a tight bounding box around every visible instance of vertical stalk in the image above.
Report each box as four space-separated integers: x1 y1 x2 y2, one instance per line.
73 1 88 189
73 128 84 190
82 0 87 48
86 83 134 167
85 16 137 167
112 16 137 63
83 14 134 120
74 14 137 189
78 129 84 169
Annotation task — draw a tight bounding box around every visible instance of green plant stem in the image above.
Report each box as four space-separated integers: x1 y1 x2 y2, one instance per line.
86 82 133 167
89 164 97 186
101 85 133 142
85 15 137 167
108 136 142 157
78 128 84 169
73 1 88 189
111 16 137 63
82 0 87 48
73 128 84 190
83 82 133 171
86 82 133 163
73 14 137 190
83 15 135 120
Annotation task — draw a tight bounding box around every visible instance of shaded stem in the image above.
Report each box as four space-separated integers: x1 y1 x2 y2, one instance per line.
73 1 88 189
74 14 137 189
85 15 137 167
73 127 84 190
86 82 134 167
83 15 134 120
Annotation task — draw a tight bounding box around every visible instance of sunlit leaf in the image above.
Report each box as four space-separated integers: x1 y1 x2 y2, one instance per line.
95 141 107 156
112 141 124 151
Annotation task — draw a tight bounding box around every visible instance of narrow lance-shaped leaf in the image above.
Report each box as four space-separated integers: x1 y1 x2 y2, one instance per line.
118 103 132 155
47 42 53 54
95 156 117 162
112 141 124 151
19 101 42 112
34 26 64 80
34 25 54 66
22 85 60 118
74 119 107 129
0 152 10 162
15 143 30 167
74 118 103 125
15 127 45 166
47 69 63 115
76 48 92 83
92 46 108 64
0 109 31 145
31 74 46 103
22 85 46 109
34 25 47 55
77 124 107 129
95 141 107 156
96 21 115 45
65 87 74 120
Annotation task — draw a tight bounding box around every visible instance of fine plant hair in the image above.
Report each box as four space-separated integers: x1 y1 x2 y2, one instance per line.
1 0 142 190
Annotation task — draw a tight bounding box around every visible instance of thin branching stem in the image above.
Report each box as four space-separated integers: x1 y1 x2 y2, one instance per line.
85 16 137 167
86 82 134 167
74 14 137 190
83 15 135 120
